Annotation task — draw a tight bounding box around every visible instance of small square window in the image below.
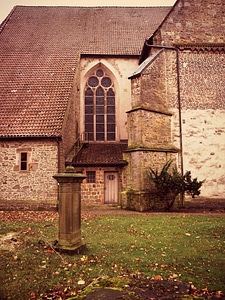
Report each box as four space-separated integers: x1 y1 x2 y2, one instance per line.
87 171 96 183
20 152 28 171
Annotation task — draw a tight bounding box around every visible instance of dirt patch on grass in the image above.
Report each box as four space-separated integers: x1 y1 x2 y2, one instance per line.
42 276 224 299
81 277 192 300
86 280 223 300
0 232 20 252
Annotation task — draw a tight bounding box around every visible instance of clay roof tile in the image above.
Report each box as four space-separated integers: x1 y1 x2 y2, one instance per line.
72 143 128 166
0 6 170 137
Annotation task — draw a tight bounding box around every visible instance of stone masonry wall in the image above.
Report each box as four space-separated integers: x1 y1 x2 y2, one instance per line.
181 109 225 197
123 150 177 192
80 167 123 206
128 109 173 149
0 139 58 206
81 168 105 205
124 48 179 210
156 0 225 45
172 51 225 197
151 0 225 197
141 51 168 113
131 51 173 114
179 52 225 110
60 60 80 171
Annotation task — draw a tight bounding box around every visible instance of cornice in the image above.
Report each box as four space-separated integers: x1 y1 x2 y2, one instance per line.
175 43 225 53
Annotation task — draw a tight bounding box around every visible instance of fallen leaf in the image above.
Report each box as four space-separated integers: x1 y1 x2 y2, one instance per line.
154 275 163 281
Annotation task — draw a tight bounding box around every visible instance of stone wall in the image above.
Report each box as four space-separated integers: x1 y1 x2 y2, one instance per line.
156 0 225 45
169 50 225 197
121 189 181 212
0 201 57 211
61 59 80 171
124 48 179 211
149 0 225 197
123 150 177 192
81 168 105 205
127 109 173 149
80 167 123 206
0 139 58 206
179 52 225 110
179 109 225 197
141 51 168 112
121 190 153 212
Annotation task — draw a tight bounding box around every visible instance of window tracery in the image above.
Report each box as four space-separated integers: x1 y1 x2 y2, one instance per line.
85 69 115 141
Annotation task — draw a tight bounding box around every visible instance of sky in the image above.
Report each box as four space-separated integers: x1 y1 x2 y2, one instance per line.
0 0 176 23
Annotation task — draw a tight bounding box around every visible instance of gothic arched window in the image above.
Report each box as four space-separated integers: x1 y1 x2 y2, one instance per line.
85 69 115 141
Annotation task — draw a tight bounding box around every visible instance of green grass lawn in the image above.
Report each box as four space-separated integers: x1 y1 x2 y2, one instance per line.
0 213 224 299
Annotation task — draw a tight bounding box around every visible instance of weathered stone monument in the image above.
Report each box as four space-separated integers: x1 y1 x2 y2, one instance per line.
53 166 86 253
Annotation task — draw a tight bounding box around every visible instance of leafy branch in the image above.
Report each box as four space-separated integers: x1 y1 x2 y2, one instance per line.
147 160 204 210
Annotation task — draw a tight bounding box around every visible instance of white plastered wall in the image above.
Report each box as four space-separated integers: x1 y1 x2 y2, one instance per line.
171 108 225 197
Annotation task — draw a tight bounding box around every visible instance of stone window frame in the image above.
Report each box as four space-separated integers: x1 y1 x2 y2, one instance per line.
84 67 116 142
20 152 28 171
16 148 31 172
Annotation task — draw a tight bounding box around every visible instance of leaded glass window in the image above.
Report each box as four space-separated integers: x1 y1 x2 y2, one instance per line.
84 69 115 141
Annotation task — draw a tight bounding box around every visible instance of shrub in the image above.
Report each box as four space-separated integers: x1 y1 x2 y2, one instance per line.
147 160 204 211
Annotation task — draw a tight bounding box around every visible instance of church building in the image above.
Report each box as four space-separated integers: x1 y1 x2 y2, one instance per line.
0 0 224 210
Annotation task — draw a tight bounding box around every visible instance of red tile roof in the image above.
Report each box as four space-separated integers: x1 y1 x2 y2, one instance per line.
0 6 170 138
72 143 128 166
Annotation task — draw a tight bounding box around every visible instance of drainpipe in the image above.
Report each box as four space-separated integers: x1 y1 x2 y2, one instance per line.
144 43 184 206
175 50 184 176
175 49 185 207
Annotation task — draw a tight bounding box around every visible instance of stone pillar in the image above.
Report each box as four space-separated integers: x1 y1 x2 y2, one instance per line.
53 166 86 253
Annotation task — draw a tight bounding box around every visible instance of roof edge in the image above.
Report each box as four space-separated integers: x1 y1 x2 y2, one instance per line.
139 2 176 63
0 135 62 140
129 49 164 79
0 6 17 34
70 161 128 167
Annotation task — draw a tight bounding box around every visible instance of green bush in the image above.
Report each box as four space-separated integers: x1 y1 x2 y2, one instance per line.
147 160 204 211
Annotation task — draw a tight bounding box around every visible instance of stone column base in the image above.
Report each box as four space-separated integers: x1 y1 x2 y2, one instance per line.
54 241 86 254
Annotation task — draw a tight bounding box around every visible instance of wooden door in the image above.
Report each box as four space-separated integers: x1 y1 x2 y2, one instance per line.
104 172 118 204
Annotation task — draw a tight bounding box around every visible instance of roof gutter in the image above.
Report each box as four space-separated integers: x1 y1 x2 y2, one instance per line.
70 162 128 167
